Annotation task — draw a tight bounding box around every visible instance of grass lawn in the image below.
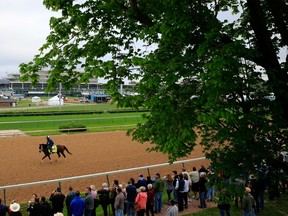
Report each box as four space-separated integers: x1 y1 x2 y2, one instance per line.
0 112 148 135
0 100 132 113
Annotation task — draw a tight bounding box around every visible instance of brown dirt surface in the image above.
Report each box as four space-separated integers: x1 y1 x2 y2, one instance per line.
0 131 209 215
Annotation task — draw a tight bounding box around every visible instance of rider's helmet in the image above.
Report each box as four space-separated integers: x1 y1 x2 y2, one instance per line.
46 135 50 139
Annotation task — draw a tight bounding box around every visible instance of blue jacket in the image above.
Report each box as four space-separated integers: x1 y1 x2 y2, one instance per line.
47 138 54 146
70 196 85 216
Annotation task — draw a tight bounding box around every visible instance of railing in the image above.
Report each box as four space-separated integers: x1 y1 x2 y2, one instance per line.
0 157 206 204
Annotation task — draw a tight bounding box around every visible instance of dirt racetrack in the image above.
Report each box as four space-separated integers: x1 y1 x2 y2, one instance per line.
0 131 207 204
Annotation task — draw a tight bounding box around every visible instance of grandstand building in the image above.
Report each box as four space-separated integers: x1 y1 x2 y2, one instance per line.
0 71 135 97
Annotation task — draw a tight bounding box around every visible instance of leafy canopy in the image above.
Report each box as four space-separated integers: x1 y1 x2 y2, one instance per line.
20 0 288 178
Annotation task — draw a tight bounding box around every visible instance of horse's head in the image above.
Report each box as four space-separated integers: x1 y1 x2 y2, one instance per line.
39 144 46 153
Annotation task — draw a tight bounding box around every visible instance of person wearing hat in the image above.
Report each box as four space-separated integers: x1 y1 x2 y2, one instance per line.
46 135 54 154
241 187 255 216
9 202 22 216
49 187 65 214
137 174 148 189
53 213 64 216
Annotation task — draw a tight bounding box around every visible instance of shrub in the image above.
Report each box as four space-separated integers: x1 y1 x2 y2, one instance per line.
59 123 87 132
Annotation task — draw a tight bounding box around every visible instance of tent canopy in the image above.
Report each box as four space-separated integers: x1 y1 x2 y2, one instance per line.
31 96 41 103
47 95 64 106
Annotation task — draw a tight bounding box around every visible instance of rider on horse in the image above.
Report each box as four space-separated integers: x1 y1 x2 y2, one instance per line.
46 135 54 154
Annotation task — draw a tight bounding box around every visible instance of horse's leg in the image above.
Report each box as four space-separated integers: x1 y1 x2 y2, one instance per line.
61 151 66 160
48 154 52 164
42 154 48 163
41 155 45 163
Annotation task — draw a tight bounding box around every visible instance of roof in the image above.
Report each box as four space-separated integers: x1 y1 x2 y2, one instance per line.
0 98 15 103
0 79 10 84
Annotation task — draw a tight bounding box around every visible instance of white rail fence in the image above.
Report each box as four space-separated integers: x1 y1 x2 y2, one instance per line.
0 157 206 205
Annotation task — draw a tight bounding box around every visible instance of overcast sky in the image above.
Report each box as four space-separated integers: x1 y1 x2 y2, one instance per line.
0 1 286 80
0 0 56 78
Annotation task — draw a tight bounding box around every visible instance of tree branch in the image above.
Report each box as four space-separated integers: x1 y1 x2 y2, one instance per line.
266 0 288 46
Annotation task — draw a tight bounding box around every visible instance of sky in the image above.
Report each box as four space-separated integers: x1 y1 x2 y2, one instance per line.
0 1 286 80
0 0 57 78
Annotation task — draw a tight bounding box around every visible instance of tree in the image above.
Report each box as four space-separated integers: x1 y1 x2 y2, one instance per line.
20 0 288 179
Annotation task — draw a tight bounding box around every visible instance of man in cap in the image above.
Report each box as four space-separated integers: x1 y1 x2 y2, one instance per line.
241 187 255 216
49 187 65 214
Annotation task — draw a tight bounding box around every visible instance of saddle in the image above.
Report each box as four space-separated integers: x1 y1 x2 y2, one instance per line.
49 145 57 153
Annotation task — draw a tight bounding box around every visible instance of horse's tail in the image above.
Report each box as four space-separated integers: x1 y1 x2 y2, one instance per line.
64 146 72 155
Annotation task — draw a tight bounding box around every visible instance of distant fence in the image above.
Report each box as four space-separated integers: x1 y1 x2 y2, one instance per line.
0 157 206 204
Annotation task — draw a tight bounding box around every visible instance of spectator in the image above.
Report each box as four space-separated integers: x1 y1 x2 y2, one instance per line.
9 202 22 216
166 200 178 216
206 168 215 202
198 165 208 174
84 187 94 216
130 178 136 186
172 171 179 203
198 172 207 209
249 174 260 213
66 186 76 216
126 180 137 216
241 187 255 216
70 191 86 216
258 171 266 210
164 174 174 204
217 189 231 216
182 168 192 202
146 184 154 216
147 176 154 185
135 186 147 216
90 185 98 216
0 198 8 216
153 173 165 214
137 174 148 189
49 187 65 214
27 196 41 216
183 173 189 209
189 167 200 200
175 173 185 212
110 180 120 216
98 183 110 216
40 196 52 216
114 187 125 216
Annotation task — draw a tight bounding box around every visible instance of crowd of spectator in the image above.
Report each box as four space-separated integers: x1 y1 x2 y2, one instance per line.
0 163 286 216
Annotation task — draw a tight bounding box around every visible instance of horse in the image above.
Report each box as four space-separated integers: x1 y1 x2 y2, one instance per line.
39 144 72 163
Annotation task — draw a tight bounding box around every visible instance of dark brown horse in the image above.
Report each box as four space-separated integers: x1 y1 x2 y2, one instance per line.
39 144 72 163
